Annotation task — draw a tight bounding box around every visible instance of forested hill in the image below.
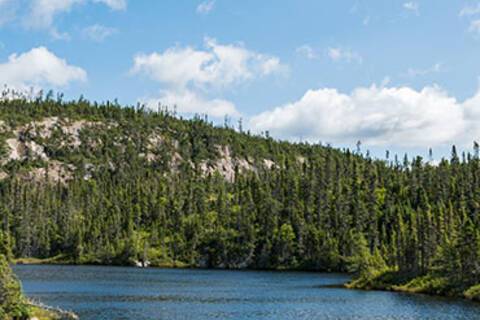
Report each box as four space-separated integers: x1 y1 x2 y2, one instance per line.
0 97 479 300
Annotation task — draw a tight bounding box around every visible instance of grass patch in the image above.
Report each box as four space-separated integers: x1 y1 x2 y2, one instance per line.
15 255 73 265
393 274 454 296
464 284 480 302
348 268 480 303
29 306 62 320
346 268 415 291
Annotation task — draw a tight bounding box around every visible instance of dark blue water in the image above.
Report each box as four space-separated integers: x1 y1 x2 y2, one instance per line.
13 265 480 320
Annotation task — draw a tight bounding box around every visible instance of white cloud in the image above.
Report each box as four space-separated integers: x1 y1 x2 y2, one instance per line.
462 90 480 140
131 37 285 90
459 3 480 17
143 89 239 118
133 38 284 118
93 0 126 10
469 19 480 34
132 46 213 88
25 0 126 32
258 55 282 75
26 0 82 29
327 47 363 64
403 2 419 15
196 0 215 15
405 63 443 77
248 85 480 148
0 47 87 88
82 24 117 42
296 45 318 59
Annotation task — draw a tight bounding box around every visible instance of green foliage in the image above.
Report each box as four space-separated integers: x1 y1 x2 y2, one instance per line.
347 233 387 280
0 231 13 261
465 284 480 301
0 96 479 300
394 274 453 295
0 255 30 320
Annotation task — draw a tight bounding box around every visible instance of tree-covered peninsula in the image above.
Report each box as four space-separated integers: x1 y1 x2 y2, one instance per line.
1 253 78 320
0 95 478 302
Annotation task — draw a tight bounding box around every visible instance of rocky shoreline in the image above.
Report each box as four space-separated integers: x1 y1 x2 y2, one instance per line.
28 301 78 320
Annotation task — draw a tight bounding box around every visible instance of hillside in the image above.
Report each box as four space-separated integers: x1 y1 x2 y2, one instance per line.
0 96 479 301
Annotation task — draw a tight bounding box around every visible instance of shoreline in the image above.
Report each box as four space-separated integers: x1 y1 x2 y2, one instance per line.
28 301 78 320
14 258 479 305
13 256 343 273
345 270 480 304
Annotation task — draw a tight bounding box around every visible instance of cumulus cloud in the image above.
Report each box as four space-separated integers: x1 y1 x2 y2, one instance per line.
196 0 215 15
403 2 420 15
462 90 480 140
132 38 284 118
82 24 117 42
0 47 87 88
248 85 480 148
131 38 285 90
143 89 239 118
327 47 363 64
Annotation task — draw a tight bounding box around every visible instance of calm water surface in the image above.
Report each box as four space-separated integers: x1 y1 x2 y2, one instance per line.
13 265 480 320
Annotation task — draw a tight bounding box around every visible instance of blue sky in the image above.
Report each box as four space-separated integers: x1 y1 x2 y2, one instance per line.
1 0 480 159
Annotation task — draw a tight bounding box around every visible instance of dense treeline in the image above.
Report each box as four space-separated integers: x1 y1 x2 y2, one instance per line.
0 96 479 300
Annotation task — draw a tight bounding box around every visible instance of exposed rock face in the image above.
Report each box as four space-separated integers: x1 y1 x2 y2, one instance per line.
296 156 306 165
171 152 184 171
0 117 282 183
5 138 25 161
263 159 278 170
38 117 95 148
0 117 92 183
4 138 48 162
0 120 8 132
2 117 96 163
16 117 94 147
199 145 258 182
148 132 164 148
20 161 75 184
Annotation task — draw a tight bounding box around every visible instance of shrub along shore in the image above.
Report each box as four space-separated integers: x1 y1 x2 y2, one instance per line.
1 254 77 320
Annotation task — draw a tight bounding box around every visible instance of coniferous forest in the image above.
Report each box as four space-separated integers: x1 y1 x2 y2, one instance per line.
0 96 479 302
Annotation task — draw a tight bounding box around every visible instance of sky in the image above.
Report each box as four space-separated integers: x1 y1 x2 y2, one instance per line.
0 0 480 160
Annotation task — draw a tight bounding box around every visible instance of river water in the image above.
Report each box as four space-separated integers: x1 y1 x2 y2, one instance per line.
13 265 480 320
